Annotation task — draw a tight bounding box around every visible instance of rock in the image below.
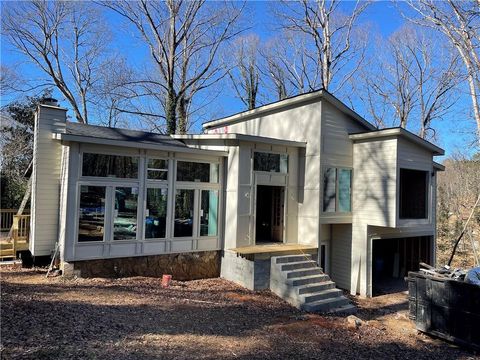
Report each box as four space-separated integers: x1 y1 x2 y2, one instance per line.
347 315 364 329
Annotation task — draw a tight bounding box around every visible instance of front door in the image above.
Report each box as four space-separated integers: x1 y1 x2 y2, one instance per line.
255 185 285 243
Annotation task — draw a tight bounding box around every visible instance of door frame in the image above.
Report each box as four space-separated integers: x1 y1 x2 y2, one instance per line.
253 184 287 245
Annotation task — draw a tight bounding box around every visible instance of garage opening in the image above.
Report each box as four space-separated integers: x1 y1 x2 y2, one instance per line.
372 236 432 296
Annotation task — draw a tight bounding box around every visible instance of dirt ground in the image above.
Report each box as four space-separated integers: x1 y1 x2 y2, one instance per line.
0 267 477 360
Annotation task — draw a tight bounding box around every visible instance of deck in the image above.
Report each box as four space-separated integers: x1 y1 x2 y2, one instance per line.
230 243 318 260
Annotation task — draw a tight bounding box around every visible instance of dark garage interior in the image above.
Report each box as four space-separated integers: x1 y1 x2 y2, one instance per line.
372 236 432 296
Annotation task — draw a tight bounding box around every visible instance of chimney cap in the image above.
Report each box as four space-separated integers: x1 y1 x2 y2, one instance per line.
41 97 59 106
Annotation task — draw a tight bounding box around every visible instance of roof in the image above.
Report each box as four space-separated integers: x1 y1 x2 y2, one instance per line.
433 162 445 171
53 122 228 156
172 133 307 148
202 89 376 131
349 127 444 156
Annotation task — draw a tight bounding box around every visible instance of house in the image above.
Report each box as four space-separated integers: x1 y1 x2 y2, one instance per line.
28 90 444 310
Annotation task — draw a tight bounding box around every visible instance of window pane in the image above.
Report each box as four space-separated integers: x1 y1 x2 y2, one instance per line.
147 159 168 180
338 169 352 212
174 189 194 237
323 168 336 212
82 153 138 178
253 152 288 173
145 188 168 239
78 186 105 242
399 169 428 219
114 187 138 240
177 161 217 182
200 190 218 236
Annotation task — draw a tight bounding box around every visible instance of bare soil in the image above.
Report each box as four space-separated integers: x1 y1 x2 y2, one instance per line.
0 267 477 360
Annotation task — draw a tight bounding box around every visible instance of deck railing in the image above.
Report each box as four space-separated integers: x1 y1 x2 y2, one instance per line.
1 209 16 232
1 209 30 233
12 215 30 243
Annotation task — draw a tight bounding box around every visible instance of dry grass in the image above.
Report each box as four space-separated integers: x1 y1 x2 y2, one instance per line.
1 267 476 360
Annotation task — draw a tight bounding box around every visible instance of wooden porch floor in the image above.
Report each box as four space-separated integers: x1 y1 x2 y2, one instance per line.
230 243 317 259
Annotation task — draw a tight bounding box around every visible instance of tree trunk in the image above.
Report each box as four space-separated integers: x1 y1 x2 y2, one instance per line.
165 90 177 135
177 96 188 134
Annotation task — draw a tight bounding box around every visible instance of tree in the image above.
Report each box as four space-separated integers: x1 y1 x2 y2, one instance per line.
404 0 480 144
352 25 459 138
273 0 369 93
0 92 51 208
102 0 243 134
227 34 261 110
2 1 113 124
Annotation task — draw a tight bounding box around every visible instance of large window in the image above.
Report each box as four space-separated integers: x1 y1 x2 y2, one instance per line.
174 189 195 237
253 152 288 173
78 186 106 242
399 169 428 219
82 153 138 178
145 188 168 238
200 190 219 236
113 187 138 240
147 158 168 180
323 167 352 213
177 161 219 183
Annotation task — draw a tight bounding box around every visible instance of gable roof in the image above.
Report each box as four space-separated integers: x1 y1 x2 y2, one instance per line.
202 89 376 131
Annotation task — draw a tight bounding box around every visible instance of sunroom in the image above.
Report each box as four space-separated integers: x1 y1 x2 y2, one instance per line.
54 123 227 262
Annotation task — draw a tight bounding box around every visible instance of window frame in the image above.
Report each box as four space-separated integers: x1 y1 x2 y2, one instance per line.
398 168 430 220
252 150 289 174
321 166 353 214
80 151 140 180
146 157 169 182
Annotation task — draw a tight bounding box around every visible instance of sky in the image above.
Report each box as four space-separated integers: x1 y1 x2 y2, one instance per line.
1 1 477 159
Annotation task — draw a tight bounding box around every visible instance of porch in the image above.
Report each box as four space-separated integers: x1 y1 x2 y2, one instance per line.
0 209 30 260
231 243 318 260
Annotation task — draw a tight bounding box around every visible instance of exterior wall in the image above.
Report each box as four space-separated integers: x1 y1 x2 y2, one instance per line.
329 224 352 290
30 105 66 256
351 137 398 296
220 250 270 290
209 100 323 247
68 250 220 280
62 142 223 262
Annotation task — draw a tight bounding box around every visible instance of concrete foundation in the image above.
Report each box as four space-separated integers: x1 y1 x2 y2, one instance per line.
220 250 271 290
66 251 220 280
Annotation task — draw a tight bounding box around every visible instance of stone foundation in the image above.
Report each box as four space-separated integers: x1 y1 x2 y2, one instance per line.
66 251 220 280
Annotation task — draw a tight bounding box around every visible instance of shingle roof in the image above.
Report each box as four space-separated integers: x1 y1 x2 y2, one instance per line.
65 122 187 148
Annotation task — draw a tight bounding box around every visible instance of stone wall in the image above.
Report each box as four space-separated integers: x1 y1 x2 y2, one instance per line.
68 251 220 280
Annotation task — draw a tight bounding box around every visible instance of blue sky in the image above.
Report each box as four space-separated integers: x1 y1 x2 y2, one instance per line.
1 1 477 159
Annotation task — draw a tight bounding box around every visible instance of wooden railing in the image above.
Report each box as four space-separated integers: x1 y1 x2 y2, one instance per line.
1 209 16 232
12 215 30 242
1 209 30 233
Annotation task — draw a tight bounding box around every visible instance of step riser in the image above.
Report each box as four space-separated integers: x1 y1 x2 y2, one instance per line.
302 298 350 312
281 261 317 271
297 281 335 293
286 268 322 279
303 289 343 303
292 276 331 287
275 255 312 264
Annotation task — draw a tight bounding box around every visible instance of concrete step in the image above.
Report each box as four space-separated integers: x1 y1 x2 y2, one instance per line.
302 288 343 303
291 275 332 287
286 268 322 279
327 304 358 315
281 260 317 271
275 254 312 264
302 296 350 313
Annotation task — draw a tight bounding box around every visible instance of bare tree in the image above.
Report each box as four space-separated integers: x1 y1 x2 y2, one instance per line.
227 34 261 110
2 1 112 124
403 0 480 143
353 26 459 138
102 0 243 134
273 0 369 93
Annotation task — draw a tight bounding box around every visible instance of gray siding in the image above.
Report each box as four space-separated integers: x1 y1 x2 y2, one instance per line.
330 224 352 290
30 106 66 256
